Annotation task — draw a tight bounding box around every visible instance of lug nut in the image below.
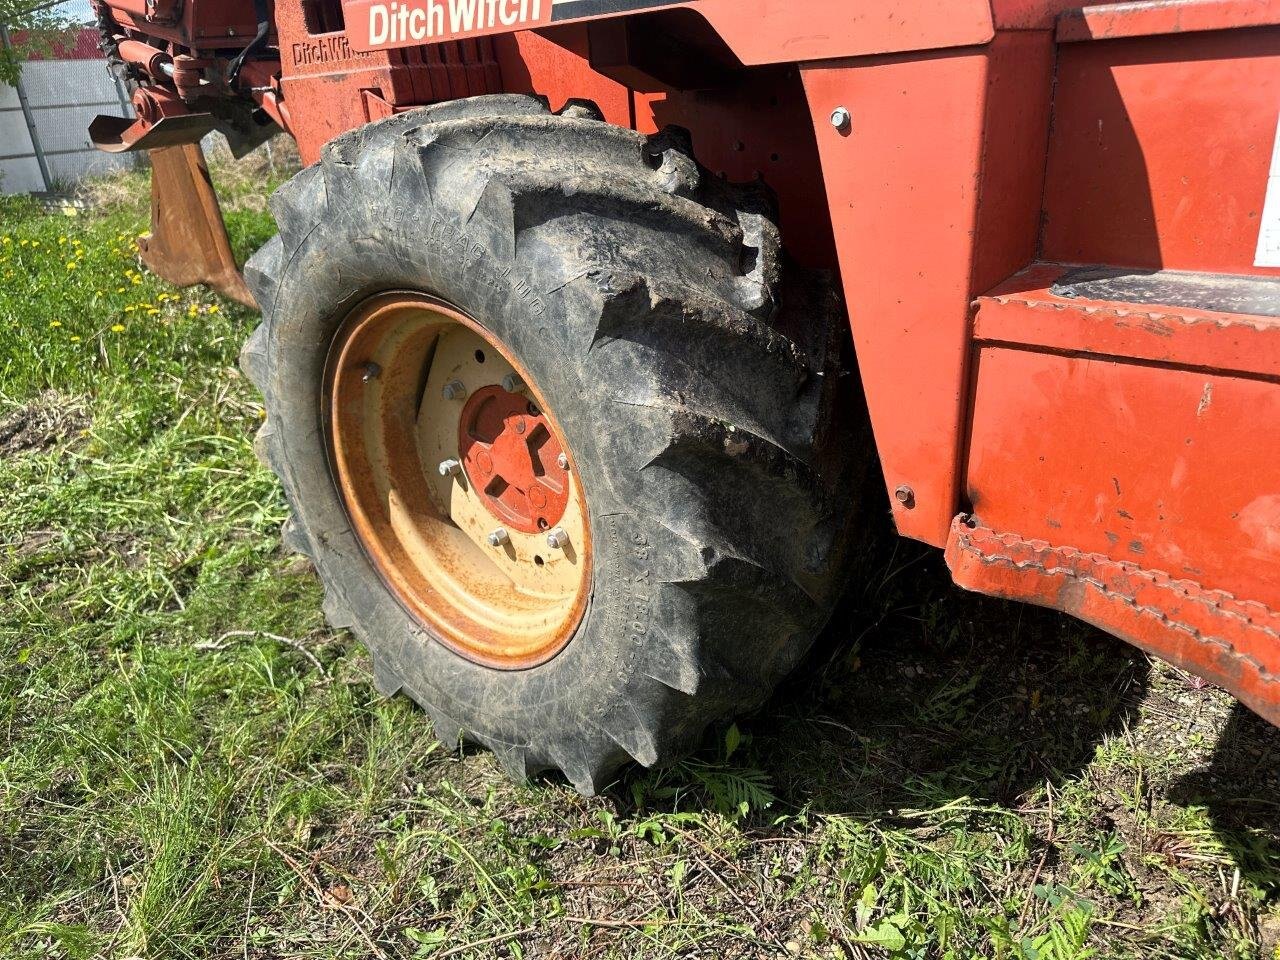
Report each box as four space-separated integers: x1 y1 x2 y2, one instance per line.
438 458 462 477
556 452 569 471
361 361 381 382
442 379 466 401
830 106 851 131
501 373 525 393
487 528 509 547
545 527 569 549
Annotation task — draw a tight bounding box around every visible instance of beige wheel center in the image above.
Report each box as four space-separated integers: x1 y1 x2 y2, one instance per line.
325 292 590 668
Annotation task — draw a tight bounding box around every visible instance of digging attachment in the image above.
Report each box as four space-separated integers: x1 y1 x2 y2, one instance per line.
138 143 256 310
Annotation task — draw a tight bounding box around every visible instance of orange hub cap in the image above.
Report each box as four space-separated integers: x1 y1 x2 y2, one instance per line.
325 292 590 669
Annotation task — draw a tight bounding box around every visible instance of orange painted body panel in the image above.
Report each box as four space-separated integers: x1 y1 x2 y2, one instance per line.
799 51 991 547
1041 28 1280 274
976 264 1280 381
342 0 995 64
965 346 1280 610
1056 0 1280 41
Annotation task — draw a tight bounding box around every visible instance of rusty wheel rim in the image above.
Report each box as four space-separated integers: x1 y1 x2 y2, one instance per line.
325 292 591 669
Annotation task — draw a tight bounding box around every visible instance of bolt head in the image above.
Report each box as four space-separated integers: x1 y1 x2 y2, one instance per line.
501 373 524 393
556 452 569 471
442 379 466 401
438 458 462 478
487 528 509 547
830 106 851 131
894 484 915 507
545 527 569 549
361 361 381 383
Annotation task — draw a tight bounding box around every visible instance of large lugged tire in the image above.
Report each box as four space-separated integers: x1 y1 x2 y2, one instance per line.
241 94 856 794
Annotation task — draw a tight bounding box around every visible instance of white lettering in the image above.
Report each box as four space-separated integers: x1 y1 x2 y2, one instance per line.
448 0 478 31
499 0 518 24
369 4 389 43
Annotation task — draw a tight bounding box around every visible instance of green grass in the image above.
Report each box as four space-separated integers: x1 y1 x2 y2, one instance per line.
0 154 1278 959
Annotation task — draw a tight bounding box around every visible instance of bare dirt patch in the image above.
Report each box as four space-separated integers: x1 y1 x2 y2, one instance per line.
0 391 89 458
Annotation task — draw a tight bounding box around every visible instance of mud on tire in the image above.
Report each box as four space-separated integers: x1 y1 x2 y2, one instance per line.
241 94 856 794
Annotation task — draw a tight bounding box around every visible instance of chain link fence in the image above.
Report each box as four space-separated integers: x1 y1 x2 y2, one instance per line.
0 24 136 195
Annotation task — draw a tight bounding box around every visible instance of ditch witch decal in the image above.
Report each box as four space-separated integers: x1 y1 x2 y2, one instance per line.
345 0 685 50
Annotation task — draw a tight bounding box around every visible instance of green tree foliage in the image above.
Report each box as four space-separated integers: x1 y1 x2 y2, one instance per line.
1 1 76 86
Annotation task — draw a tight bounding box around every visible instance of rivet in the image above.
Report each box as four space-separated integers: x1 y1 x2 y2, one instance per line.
442 379 466 401
830 106 851 131
438 458 462 477
545 527 569 549
487 528 509 547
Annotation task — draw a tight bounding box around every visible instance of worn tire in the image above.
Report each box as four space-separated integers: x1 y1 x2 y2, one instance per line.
241 94 856 794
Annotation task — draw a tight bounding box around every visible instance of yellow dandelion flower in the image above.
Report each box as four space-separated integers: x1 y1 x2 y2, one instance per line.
207 304 220 314
66 261 77 270
115 287 126 293
111 324 125 333
146 308 160 316
58 236 67 245
2 236 11 244
49 320 62 328
70 335 81 342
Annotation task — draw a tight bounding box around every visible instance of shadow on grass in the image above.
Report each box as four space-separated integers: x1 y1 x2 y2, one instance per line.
1171 705 1280 894
757 523 1149 817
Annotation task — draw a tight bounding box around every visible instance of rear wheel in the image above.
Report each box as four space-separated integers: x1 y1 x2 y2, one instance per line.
241 94 856 793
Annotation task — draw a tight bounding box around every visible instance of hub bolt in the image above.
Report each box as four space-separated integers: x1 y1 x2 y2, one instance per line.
557 452 569 471
830 106 851 131
501 373 525 393
442 379 466 401
361 361 381 382
438 458 462 477
545 527 569 549
487 528 510 547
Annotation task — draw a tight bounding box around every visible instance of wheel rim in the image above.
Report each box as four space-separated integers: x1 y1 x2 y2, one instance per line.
325 292 591 669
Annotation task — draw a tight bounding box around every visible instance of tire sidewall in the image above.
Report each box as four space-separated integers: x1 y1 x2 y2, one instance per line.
263 176 663 748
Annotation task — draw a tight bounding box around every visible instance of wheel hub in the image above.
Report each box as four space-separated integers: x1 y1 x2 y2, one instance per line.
325 292 590 669
459 386 570 535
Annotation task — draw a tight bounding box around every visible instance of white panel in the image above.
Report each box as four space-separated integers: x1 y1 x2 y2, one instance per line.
0 111 33 156
0 155 45 194
1255 114 1280 269
47 149 133 187
2 56 132 193
21 59 118 108
31 104 112 152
